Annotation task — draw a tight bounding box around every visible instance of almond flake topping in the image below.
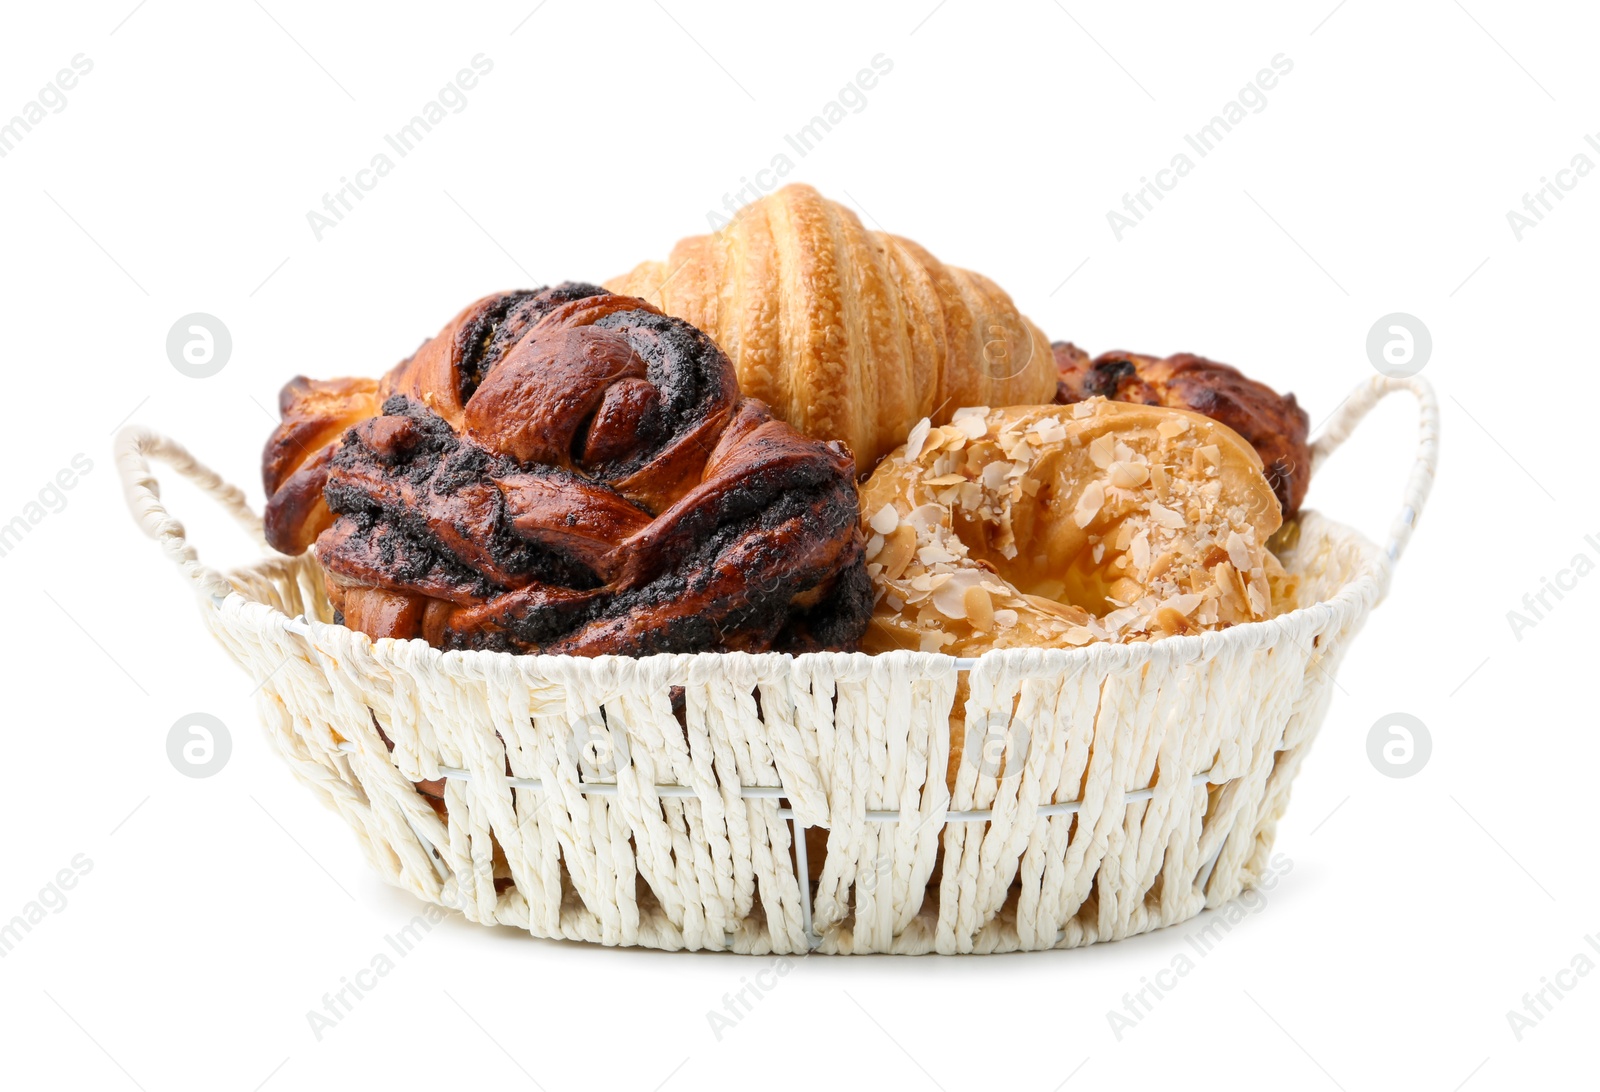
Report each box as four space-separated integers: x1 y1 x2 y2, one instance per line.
1130 529 1151 571
1165 592 1204 617
932 569 984 619
952 411 989 440
1073 481 1105 528
904 418 932 461
1148 501 1186 529
1247 578 1269 616
964 585 995 631
981 462 1010 491
862 402 1289 656
1109 461 1150 489
1225 530 1252 572
1088 434 1116 469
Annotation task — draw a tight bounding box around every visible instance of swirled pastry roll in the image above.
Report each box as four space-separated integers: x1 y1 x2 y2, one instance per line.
262 283 872 656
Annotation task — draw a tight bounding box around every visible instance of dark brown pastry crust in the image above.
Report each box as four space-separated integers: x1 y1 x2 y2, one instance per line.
262 283 871 657
1052 343 1311 518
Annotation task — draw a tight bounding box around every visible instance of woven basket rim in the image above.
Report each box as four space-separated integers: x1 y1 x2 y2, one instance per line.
215 508 1386 679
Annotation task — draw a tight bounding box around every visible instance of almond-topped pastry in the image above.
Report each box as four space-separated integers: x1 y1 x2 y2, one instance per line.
858 399 1297 656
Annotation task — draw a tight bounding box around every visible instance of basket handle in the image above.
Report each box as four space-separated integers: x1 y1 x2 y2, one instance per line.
115 426 270 602
1308 374 1439 570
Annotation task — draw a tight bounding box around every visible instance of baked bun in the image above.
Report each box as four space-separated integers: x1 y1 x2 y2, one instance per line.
608 184 1057 474
1053 343 1311 518
262 283 872 656
859 400 1292 657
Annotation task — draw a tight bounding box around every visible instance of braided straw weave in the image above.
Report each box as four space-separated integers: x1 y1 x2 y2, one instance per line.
117 375 1437 954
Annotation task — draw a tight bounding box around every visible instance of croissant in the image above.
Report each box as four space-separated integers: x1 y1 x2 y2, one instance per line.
607 184 1057 474
261 283 872 656
1052 343 1312 518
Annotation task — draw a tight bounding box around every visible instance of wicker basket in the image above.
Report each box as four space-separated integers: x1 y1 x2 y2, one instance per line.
117 375 1437 955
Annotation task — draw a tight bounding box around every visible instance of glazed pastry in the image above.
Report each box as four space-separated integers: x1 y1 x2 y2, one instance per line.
262 376 381 554
262 283 872 656
608 184 1057 474
858 400 1293 657
1053 343 1311 518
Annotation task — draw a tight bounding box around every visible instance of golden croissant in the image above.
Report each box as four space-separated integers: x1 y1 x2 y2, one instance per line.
607 184 1056 472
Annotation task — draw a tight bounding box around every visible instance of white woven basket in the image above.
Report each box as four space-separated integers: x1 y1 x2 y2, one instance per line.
117 375 1437 955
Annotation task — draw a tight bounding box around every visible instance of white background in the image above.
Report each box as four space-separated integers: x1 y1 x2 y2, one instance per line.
1 1 1595 1088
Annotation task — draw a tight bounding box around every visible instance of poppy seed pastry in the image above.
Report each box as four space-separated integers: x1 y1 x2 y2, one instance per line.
262 283 872 656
